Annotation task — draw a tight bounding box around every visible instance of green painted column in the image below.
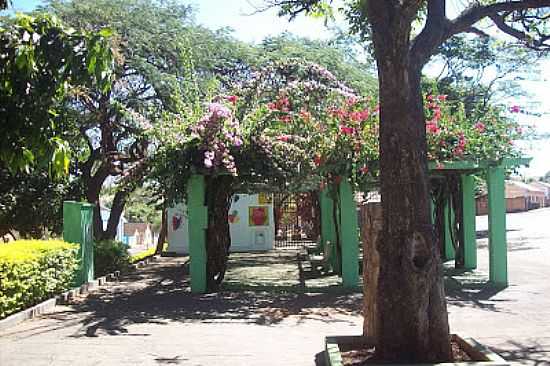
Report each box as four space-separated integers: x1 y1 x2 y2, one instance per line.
339 180 359 288
320 188 337 271
487 166 508 287
63 201 95 286
443 198 456 261
461 174 477 269
187 175 208 293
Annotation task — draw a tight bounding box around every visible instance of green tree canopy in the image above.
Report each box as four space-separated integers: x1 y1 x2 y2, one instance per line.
0 13 113 175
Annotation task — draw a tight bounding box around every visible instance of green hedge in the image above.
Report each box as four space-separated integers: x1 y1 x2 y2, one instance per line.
130 247 155 263
0 240 78 319
94 240 131 277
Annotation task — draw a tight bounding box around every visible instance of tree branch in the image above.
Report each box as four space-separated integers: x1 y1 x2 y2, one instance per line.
410 0 451 71
490 13 550 50
464 27 490 38
411 0 550 71
450 1 550 37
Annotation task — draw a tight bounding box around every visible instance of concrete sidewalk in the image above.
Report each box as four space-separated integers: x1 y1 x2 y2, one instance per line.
1 208 549 365
0 258 362 366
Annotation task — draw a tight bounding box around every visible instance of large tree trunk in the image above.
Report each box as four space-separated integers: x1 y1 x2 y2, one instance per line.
155 207 167 254
205 175 234 291
366 1 452 362
85 169 108 241
104 189 129 240
362 202 382 339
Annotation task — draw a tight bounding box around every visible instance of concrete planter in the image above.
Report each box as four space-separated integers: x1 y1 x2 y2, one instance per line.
325 334 508 366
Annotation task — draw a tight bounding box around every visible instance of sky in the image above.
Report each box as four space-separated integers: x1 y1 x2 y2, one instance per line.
4 0 549 177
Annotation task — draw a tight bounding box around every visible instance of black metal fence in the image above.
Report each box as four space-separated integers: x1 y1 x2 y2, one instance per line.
273 192 319 249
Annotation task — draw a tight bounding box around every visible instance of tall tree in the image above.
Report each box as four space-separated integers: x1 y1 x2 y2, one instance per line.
267 0 550 362
44 0 196 240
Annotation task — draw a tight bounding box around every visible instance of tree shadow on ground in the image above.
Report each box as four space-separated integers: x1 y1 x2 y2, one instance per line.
444 267 512 313
492 339 550 366
56 259 362 338
476 229 518 240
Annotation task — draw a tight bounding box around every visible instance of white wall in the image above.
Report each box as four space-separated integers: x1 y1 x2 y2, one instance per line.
228 194 274 252
167 203 189 254
166 194 274 255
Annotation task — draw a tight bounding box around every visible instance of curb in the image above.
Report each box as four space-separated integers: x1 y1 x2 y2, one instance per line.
324 334 508 366
0 255 159 333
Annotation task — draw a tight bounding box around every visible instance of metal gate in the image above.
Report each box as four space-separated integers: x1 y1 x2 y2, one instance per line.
273 192 320 249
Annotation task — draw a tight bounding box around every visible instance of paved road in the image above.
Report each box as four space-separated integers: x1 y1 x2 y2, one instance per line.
0 208 549 365
448 208 550 365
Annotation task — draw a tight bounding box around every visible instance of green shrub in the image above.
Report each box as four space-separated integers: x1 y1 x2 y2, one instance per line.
129 243 166 264
130 247 155 263
0 240 78 319
94 240 130 277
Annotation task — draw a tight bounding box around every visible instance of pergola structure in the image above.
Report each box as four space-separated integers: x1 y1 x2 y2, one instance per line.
431 157 531 287
185 157 529 293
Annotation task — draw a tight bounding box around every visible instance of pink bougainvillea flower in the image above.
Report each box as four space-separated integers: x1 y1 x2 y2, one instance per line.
474 121 485 133
226 95 238 104
277 134 291 142
279 115 292 123
233 137 243 147
349 111 363 122
453 146 464 157
426 94 434 101
314 154 323 166
208 102 231 119
360 109 370 121
339 125 355 135
359 166 369 174
329 107 347 121
299 109 311 121
458 133 466 148
510 105 521 113
438 95 448 101
426 121 440 134
346 97 358 106
432 107 442 121
267 102 277 110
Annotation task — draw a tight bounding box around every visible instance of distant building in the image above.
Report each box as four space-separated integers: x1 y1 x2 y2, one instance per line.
530 181 550 206
476 181 546 215
123 223 155 247
167 194 274 255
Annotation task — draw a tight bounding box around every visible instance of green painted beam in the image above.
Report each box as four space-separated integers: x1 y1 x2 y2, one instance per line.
501 157 532 168
187 175 208 293
487 166 508 287
63 201 95 286
429 160 482 171
443 198 456 261
461 174 477 269
428 157 531 172
339 180 359 288
320 188 337 271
